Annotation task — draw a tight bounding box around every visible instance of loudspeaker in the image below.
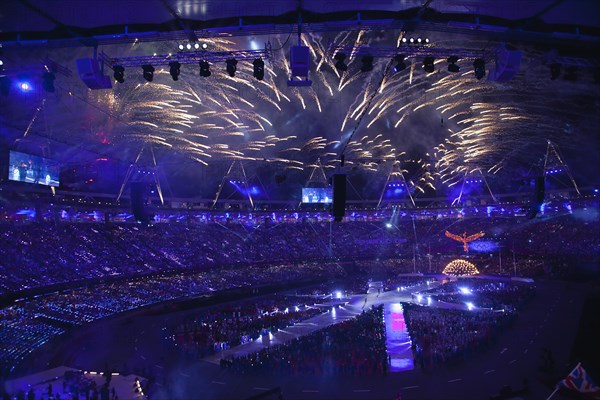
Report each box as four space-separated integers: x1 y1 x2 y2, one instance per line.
290 46 310 77
130 182 148 222
488 46 522 82
76 58 112 90
332 174 346 222
534 176 545 203
527 176 545 219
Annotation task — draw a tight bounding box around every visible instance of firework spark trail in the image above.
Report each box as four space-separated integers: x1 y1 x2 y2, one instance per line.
91 34 597 190
344 55 557 188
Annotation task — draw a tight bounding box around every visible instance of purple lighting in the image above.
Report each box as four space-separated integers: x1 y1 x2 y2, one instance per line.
18 82 32 92
385 303 414 372
459 287 472 295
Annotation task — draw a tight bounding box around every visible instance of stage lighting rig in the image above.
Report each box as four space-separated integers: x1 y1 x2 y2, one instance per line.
544 50 598 82
106 44 272 84
328 45 489 79
19 81 32 92
142 65 155 81
360 55 374 72
401 37 430 45
113 65 125 83
7 58 70 93
199 60 211 77
393 54 406 72
423 56 435 73
225 58 237 77
447 56 460 72
178 41 209 52
334 53 348 71
253 58 264 80
473 58 486 80
169 61 181 81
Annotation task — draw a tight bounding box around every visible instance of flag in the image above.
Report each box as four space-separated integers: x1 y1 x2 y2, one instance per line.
558 363 600 398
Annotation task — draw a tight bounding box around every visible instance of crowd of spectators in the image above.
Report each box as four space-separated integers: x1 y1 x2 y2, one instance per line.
0 370 136 400
0 306 65 375
383 276 434 292
292 278 370 298
289 274 432 299
0 263 344 376
221 305 388 376
420 279 536 312
415 212 599 263
0 204 596 377
403 303 518 369
0 222 397 294
171 295 324 358
1 209 596 295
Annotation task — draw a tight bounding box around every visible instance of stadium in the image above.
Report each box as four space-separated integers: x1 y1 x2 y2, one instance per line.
0 1 599 399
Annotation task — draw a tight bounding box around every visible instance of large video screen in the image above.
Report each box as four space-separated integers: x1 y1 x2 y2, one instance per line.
302 187 333 204
8 151 60 187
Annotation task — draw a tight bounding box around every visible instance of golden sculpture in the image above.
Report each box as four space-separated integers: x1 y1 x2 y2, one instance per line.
445 230 485 252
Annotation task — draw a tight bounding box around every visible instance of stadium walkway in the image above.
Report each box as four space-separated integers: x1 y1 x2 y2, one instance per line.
202 282 441 364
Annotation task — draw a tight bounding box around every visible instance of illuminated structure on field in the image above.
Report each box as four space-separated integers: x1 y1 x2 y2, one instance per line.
442 259 480 276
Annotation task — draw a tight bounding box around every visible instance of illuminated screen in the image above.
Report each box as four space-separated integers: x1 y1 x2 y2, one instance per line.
8 151 60 187
468 240 500 253
302 187 332 204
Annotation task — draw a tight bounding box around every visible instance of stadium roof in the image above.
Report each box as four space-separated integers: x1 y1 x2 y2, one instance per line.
0 1 599 200
1 0 599 41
